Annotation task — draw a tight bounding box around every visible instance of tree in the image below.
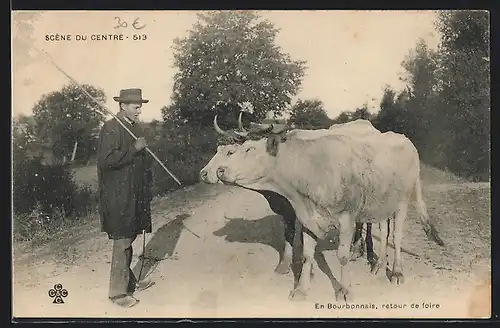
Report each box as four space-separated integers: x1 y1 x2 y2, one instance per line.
373 12 490 180
13 115 38 146
12 115 38 164
150 119 160 129
373 86 408 134
398 39 441 154
164 11 307 127
289 99 331 129
331 111 353 124
351 104 373 121
32 84 107 163
434 10 490 180
401 38 439 101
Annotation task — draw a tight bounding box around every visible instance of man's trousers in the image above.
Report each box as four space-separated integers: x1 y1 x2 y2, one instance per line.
108 235 139 299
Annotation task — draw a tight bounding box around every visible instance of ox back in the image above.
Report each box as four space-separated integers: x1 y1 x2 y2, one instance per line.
267 132 419 226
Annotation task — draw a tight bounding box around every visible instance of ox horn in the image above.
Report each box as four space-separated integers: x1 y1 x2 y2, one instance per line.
213 115 248 140
249 122 274 134
238 112 248 133
213 115 233 139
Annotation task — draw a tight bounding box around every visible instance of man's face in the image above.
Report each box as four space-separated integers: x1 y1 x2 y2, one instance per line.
121 103 143 122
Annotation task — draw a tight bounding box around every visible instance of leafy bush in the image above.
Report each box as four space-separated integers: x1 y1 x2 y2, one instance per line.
71 185 98 217
13 157 75 215
12 156 98 241
148 125 218 196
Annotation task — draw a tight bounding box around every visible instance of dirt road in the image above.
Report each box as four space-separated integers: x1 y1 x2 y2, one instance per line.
12 182 491 319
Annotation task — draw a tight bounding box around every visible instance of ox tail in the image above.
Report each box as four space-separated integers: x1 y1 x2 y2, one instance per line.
413 177 446 247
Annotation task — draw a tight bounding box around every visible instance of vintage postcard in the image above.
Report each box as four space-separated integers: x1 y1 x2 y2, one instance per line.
12 10 491 320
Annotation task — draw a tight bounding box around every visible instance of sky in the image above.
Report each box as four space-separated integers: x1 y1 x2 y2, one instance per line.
12 10 441 122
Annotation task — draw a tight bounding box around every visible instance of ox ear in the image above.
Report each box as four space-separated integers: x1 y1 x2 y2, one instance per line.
266 135 281 156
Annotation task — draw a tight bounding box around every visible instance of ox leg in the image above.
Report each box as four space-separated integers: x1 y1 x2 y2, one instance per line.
289 231 316 301
391 203 408 285
314 248 350 302
350 222 365 261
365 222 378 268
371 219 389 276
275 216 294 274
337 213 356 295
337 213 356 266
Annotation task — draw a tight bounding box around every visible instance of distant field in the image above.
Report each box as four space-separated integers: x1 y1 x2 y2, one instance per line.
71 164 98 191
71 161 467 192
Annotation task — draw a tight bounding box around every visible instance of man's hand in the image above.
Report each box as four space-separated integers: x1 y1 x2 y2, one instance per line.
134 137 148 151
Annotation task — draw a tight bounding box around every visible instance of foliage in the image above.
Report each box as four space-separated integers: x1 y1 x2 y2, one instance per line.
12 151 97 241
12 155 95 216
434 10 490 181
351 104 373 121
32 84 107 163
330 111 353 125
339 11 490 181
372 86 411 134
12 115 38 161
289 99 332 129
146 120 218 195
164 11 307 126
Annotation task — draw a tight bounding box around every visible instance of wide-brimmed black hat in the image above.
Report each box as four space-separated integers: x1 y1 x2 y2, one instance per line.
113 88 149 103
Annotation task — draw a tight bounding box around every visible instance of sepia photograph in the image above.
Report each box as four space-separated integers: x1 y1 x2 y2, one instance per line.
11 10 491 319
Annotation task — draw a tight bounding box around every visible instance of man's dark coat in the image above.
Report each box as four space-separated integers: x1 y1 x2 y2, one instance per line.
97 112 153 239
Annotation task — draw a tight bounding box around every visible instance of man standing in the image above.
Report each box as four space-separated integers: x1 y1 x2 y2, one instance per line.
97 88 155 308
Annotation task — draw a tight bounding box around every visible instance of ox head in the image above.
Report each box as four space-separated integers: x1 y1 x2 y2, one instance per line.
215 138 274 189
199 143 242 184
212 115 293 188
199 113 250 184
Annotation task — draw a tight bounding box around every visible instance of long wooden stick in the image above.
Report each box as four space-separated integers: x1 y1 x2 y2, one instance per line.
70 141 78 162
21 38 182 186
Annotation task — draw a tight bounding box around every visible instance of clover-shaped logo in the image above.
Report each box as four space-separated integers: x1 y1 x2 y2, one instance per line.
48 283 68 304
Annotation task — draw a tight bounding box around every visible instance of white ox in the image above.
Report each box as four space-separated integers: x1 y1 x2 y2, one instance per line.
215 119 446 302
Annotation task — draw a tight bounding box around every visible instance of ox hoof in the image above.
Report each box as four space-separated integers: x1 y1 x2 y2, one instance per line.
335 287 351 302
367 252 378 265
350 249 364 262
350 241 365 261
367 256 378 271
390 271 405 285
274 262 291 275
288 289 307 301
371 260 386 276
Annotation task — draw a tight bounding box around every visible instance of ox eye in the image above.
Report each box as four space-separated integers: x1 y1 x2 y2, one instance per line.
245 148 253 153
227 150 235 156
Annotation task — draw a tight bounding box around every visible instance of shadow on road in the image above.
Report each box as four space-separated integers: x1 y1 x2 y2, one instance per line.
132 213 191 280
212 214 380 295
212 214 341 255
